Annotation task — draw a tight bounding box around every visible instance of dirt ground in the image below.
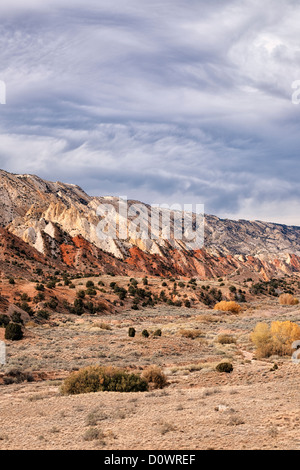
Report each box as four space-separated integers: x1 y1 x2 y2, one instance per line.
0 275 300 450
0 362 299 450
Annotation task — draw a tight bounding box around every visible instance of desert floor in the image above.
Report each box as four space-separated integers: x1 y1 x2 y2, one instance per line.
0 277 299 450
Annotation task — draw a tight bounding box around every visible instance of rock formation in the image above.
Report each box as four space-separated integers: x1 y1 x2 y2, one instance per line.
1 168 300 280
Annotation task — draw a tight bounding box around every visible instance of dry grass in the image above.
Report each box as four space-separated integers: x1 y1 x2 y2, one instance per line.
179 329 204 340
2 274 300 450
94 322 112 330
217 334 237 345
279 294 299 306
142 365 167 389
195 314 223 323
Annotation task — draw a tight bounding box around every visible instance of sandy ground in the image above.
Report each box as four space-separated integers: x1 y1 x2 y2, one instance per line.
0 361 299 450
1 276 300 450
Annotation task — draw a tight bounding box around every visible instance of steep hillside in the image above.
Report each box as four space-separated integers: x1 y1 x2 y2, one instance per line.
1 169 300 280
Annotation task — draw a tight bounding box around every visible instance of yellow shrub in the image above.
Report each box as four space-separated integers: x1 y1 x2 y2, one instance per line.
270 321 300 355
250 322 273 357
251 321 300 358
214 301 242 314
279 294 299 306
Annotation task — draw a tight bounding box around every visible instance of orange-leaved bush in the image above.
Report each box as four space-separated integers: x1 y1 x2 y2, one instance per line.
214 301 242 314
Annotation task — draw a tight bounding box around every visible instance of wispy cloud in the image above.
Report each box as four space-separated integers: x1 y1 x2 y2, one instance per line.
0 0 300 224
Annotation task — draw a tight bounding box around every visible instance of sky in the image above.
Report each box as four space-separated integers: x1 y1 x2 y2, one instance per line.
1 0 300 225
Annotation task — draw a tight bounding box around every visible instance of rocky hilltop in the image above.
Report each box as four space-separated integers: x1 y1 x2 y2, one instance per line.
1 168 300 280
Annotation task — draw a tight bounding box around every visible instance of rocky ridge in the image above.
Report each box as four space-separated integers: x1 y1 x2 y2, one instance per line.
1 169 300 280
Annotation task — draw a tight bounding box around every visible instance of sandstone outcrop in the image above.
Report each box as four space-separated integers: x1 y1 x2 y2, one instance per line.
1 169 300 280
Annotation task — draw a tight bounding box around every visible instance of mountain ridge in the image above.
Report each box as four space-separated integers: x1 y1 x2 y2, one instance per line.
1 168 300 280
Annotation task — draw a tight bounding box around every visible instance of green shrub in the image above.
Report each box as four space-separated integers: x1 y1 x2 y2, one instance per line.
153 329 162 337
3 369 33 385
0 314 10 328
77 290 86 299
216 362 233 373
47 298 58 310
85 301 96 314
20 293 31 301
142 329 149 338
60 366 148 395
118 289 127 300
33 292 45 303
5 323 24 341
86 288 97 296
18 301 34 316
35 283 45 291
128 327 136 338
73 298 84 315
11 312 23 324
35 310 50 321
86 280 95 288
46 280 56 289
8 277 15 285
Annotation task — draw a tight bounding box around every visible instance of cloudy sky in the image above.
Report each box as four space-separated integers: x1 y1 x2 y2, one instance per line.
1 0 300 224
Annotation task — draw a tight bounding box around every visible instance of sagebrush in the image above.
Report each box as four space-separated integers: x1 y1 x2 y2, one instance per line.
60 366 148 395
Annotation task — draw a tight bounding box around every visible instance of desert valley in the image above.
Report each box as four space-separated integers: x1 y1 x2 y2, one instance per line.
0 170 299 450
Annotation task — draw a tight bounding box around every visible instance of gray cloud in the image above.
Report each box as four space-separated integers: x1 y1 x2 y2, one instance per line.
0 0 300 224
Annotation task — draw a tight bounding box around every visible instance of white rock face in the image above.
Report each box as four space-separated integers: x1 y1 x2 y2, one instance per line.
44 221 57 239
2 169 300 262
